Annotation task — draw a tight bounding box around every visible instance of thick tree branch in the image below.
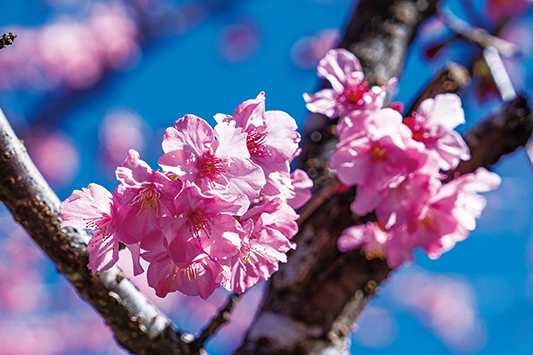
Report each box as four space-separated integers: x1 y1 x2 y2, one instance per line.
237 1 441 354
237 0 533 352
0 109 191 355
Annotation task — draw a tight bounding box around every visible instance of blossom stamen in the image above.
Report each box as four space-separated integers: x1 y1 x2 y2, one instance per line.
184 263 200 282
369 143 387 162
129 186 162 218
188 210 213 239
197 151 227 180
345 80 369 106
246 128 270 157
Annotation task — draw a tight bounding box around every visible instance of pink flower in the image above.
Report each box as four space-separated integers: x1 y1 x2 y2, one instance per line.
392 168 501 264
287 169 314 209
370 167 442 230
177 254 228 299
142 233 228 299
338 222 389 261
158 114 266 215
214 92 301 177
423 167 501 257
330 108 426 215
259 169 313 209
303 48 396 119
60 183 120 273
403 94 470 170
160 182 245 265
114 149 182 244
224 198 296 293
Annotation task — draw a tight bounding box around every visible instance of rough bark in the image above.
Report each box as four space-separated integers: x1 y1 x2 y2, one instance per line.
237 1 442 354
235 1 532 354
0 109 190 355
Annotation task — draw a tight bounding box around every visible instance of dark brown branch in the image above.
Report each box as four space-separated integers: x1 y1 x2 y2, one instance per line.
0 33 16 50
407 62 470 114
236 1 441 354
191 293 243 352
0 109 191 355
447 95 533 179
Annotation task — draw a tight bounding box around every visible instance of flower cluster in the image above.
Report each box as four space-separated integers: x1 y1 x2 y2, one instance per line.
304 48 501 267
60 93 312 299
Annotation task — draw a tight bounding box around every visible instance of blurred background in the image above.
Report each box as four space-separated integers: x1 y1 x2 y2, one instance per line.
0 0 533 354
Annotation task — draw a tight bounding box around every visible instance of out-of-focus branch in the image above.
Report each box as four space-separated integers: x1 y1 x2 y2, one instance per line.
0 109 192 355
407 62 470 114
447 95 533 180
0 33 16 50
439 6 517 57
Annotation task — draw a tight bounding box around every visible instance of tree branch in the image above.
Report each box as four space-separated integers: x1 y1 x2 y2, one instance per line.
236 1 442 353
0 109 191 355
438 6 517 57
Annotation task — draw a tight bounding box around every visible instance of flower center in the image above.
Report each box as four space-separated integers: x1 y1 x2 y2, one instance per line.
130 185 162 217
369 143 387 162
84 214 113 248
184 262 203 281
246 128 269 157
345 80 369 105
197 151 227 180
240 243 266 271
403 115 429 143
419 212 437 233
188 210 213 240
84 214 111 234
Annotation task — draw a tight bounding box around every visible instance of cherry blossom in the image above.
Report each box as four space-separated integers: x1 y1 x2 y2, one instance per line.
303 48 396 120
224 198 297 293
330 108 426 209
159 114 266 215
114 149 182 243
161 181 244 266
403 94 470 170
60 94 310 298
214 92 301 177
59 183 121 272
302 49 500 268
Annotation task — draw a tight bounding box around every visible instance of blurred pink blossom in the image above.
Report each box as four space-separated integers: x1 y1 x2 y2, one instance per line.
0 3 140 91
217 20 261 63
391 267 487 353
27 130 80 188
99 108 148 169
291 28 340 69
485 0 533 26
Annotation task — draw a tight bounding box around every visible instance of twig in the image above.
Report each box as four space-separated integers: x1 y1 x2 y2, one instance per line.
191 293 243 352
0 33 16 50
439 5 517 57
0 108 189 355
483 46 517 102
